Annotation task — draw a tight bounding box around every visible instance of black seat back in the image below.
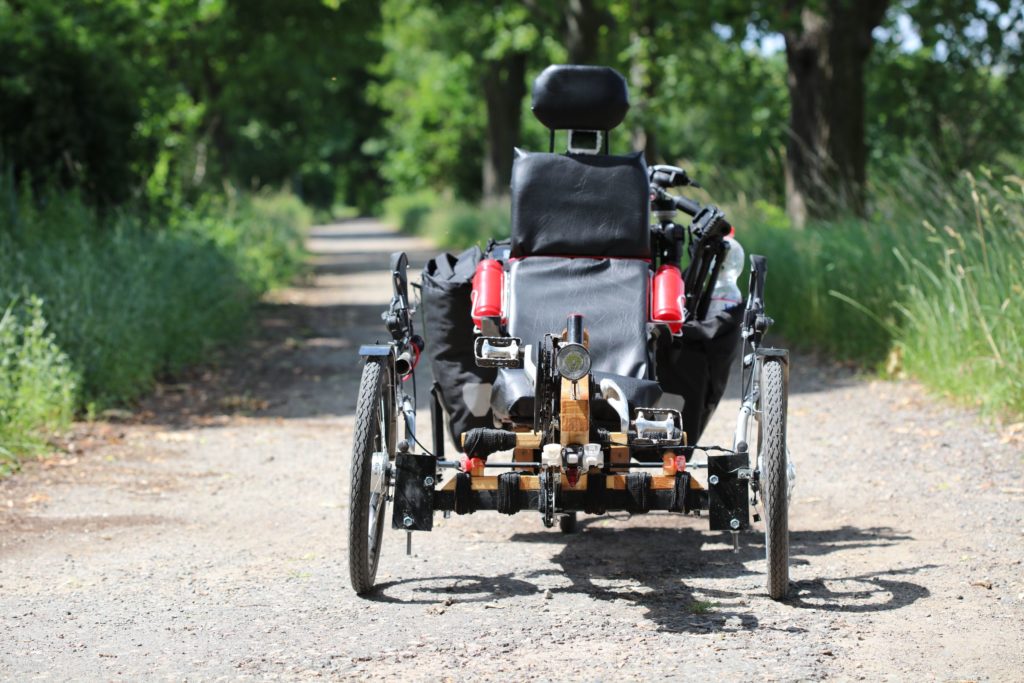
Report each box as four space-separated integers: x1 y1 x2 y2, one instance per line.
504 64 653 381
510 150 649 259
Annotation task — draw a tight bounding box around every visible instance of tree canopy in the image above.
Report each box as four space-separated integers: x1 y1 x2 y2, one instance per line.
1 0 1021 218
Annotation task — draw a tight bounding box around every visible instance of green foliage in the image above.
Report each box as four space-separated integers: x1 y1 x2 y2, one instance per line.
893 170 1024 416
0 181 308 463
383 190 510 249
382 190 441 234
0 297 77 470
687 599 718 615
0 0 148 204
0 0 382 212
738 209 902 363
738 161 1024 416
176 192 310 294
370 0 560 200
867 44 1024 177
649 41 789 202
422 200 511 250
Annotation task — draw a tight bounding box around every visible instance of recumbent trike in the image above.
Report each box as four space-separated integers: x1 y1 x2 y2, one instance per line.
348 65 793 600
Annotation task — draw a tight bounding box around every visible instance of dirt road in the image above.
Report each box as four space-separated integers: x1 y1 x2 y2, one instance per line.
2 219 1023 681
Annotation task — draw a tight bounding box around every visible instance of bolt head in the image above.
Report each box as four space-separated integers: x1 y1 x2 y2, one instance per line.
424 476 435 487
729 518 741 530
708 474 720 485
403 515 414 527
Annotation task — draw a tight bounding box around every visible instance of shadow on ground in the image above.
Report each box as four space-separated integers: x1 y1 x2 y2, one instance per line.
364 524 930 635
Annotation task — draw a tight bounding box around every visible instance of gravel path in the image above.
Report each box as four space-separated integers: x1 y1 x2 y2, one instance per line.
2 219 1022 681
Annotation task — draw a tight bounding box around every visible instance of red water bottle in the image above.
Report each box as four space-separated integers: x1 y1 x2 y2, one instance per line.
471 259 504 328
651 264 685 334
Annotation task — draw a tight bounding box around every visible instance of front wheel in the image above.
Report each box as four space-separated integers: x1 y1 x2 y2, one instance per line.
348 357 396 594
759 357 789 600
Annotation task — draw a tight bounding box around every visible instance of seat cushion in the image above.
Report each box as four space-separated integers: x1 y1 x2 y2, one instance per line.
510 150 650 259
507 256 651 378
494 255 658 427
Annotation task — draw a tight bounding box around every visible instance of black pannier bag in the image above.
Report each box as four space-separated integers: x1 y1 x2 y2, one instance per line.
656 305 744 444
420 246 496 451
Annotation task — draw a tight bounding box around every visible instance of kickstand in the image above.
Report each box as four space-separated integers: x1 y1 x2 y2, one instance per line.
731 530 740 554
406 531 412 556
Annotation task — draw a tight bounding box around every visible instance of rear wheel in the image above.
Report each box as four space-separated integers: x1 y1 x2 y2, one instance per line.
348 358 396 594
758 357 789 600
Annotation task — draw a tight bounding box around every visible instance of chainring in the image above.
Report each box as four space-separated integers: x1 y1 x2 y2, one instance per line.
533 334 557 436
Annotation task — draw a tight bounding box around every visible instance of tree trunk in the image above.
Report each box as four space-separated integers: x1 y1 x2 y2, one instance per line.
629 7 659 164
783 0 889 227
481 53 527 200
564 0 604 64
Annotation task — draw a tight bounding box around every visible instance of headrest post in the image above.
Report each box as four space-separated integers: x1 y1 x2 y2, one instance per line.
549 129 555 154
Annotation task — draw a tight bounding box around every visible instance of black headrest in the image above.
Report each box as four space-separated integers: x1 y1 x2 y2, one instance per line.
531 65 630 131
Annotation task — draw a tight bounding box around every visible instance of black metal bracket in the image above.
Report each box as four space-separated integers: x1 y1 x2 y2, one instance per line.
391 453 436 531
708 452 750 532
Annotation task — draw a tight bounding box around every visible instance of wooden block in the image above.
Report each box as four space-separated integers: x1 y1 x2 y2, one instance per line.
652 475 676 490
462 473 691 493
513 446 535 472
607 431 629 471
470 476 498 491
514 431 542 449
559 375 590 445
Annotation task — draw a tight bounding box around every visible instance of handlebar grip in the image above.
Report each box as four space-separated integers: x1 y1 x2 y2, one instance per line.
673 195 701 216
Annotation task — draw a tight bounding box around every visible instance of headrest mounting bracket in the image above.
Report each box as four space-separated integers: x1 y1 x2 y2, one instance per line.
567 130 603 155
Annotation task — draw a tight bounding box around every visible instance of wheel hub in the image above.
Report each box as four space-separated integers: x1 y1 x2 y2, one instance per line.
369 451 389 493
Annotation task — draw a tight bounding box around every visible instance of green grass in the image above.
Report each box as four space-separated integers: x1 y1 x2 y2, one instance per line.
383 191 510 249
0 184 310 469
0 297 76 471
737 165 1024 417
421 199 510 250
737 202 901 364
382 189 441 235
891 172 1024 415
687 599 718 615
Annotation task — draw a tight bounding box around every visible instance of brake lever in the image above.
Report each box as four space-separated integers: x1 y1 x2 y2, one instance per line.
650 164 694 189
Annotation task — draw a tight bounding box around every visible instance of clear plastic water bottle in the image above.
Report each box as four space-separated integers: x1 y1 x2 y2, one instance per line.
707 232 744 317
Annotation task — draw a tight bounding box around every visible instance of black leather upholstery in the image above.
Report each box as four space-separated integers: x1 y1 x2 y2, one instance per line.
531 65 629 131
490 256 661 423
507 256 651 376
510 150 650 259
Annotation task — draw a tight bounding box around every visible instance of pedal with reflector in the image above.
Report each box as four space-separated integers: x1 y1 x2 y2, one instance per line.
632 408 683 446
474 336 524 368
